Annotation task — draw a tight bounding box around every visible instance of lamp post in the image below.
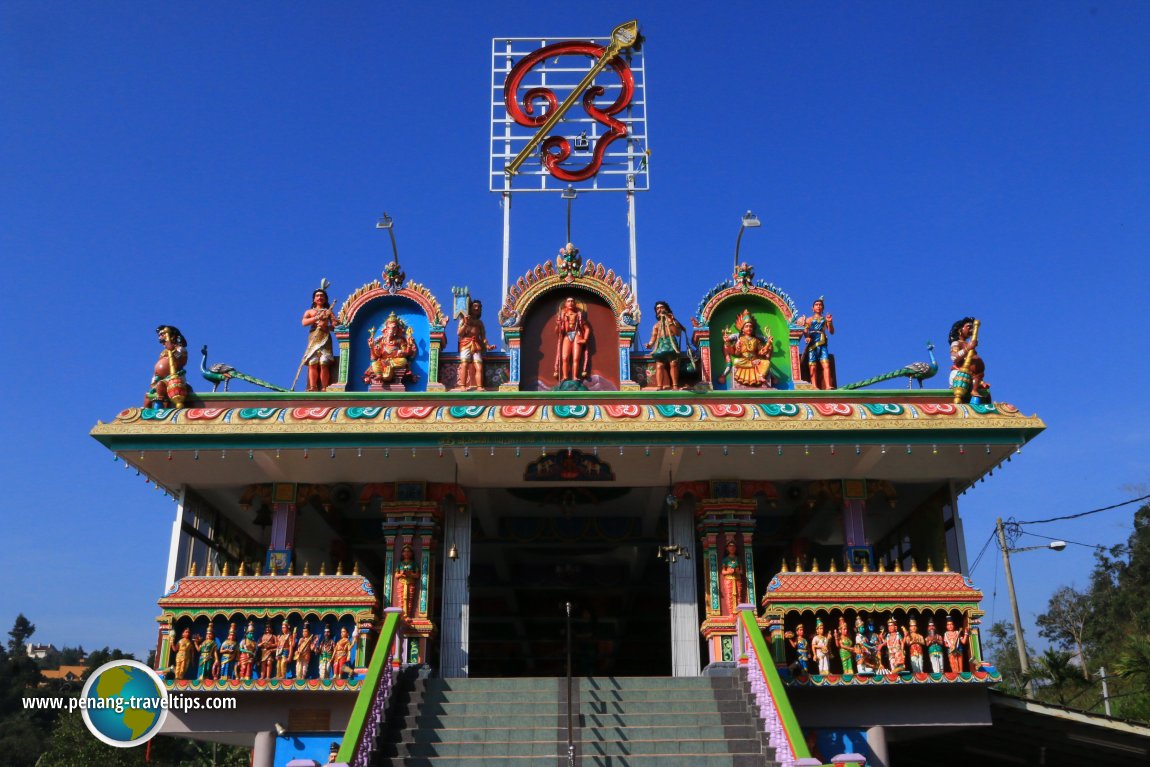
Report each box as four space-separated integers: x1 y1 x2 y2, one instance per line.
561 185 577 243
996 516 1066 698
733 210 761 269
376 212 399 264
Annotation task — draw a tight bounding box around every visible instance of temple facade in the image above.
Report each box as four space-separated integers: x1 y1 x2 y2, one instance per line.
92 249 1043 766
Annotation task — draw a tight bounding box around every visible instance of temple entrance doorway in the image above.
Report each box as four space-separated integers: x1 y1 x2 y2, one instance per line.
466 487 672 677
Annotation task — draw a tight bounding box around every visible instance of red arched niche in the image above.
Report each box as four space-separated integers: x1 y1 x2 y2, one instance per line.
519 290 620 391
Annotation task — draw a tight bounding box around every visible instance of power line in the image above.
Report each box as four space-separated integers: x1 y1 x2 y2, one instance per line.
969 529 997 575
1015 493 1150 526
1020 531 1109 552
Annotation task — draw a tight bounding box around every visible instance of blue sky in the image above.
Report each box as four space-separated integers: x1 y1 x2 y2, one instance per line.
2 2 1148 660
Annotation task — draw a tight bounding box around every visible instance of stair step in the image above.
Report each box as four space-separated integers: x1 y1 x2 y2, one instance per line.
384 739 765 758
382 756 774 767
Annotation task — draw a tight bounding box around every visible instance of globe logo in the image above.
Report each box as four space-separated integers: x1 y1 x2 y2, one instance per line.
81 660 168 747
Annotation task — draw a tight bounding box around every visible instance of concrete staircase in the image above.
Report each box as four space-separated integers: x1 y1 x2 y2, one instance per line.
375 674 780 766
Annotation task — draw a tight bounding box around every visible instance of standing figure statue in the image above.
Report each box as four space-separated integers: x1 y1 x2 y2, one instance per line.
718 539 746 616
925 620 945 674
949 317 991 403
944 617 968 673
722 309 774 388
787 624 810 673
553 296 591 381
799 297 835 389
218 624 238 680
648 301 687 390
811 619 831 675
332 627 353 679
457 300 494 391
294 626 317 680
257 626 278 679
317 626 336 680
237 624 257 680
173 628 196 680
835 616 855 675
883 618 906 673
393 545 420 618
195 628 219 680
905 618 926 674
145 325 190 409
297 281 336 392
363 312 417 388
275 622 295 679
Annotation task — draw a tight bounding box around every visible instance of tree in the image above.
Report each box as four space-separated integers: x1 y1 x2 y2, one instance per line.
982 620 1026 695
1026 649 1089 707
7 614 35 655
1036 586 1091 679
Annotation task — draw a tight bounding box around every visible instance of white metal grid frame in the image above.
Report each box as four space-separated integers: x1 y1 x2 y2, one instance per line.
490 36 649 193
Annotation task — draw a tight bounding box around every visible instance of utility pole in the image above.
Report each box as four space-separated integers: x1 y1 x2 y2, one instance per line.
1099 666 1112 716
997 516 1033 697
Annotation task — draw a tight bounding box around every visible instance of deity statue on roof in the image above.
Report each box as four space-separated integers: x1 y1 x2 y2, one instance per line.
237 624 257 680
297 280 336 392
457 299 494 391
145 325 190 409
949 317 991 404
363 312 417 388
722 309 774 388
648 301 688 390
556 242 582 280
553 296 591 381
798 297 835 389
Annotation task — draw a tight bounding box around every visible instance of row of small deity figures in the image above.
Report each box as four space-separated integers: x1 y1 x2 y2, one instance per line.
146 267 988 400
783 614 973 676
169 621 358 682
144 277 851 404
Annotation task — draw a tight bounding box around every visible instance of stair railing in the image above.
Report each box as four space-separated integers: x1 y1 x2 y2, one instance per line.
565 600 575 767
737 605 823 767
333 607 404 767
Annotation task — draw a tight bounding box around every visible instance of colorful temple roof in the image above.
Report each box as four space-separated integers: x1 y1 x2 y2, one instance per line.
158 574 377 614
761 570 983 614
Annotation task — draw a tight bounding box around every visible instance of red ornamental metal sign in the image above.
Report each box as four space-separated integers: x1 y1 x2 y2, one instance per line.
490 21 649 192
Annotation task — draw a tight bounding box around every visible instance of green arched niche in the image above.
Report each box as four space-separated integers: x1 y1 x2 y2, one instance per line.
708 298 792 390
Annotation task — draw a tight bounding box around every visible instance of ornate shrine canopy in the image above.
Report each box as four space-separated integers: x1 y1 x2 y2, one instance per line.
158 574 377 621
761 570 984 616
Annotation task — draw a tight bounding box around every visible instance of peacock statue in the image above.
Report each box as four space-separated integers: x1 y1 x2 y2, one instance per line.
200 346 289 392
840 342 938 390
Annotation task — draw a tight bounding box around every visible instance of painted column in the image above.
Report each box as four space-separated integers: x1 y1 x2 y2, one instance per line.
500 328 521 390
426 329 446 391
619 327 639 390
692 328 713 390
381 490 443 665
696 496 757 665
668 499 700 677
328 326 351 391
439 498 472 678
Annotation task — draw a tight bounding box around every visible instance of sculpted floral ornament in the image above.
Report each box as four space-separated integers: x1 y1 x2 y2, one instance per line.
733 262 755 291
556 242 582 280
382 261 406 293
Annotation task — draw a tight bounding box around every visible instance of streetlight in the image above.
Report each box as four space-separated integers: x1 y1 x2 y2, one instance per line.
561 185 577 243
376 211 399 264
734 210 761 269
996 516 1066 698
